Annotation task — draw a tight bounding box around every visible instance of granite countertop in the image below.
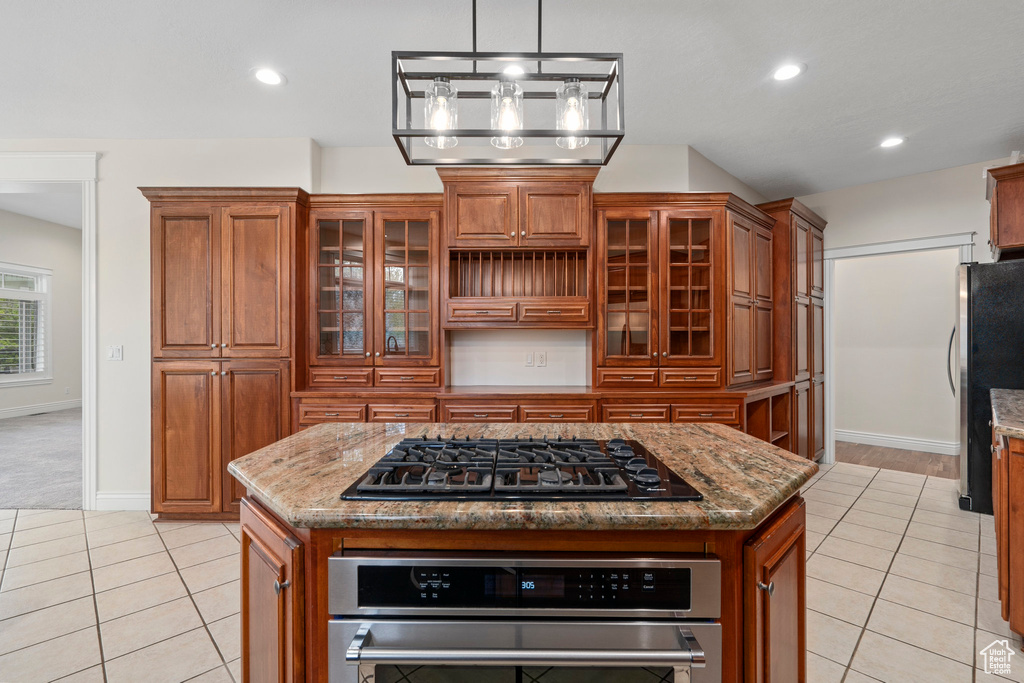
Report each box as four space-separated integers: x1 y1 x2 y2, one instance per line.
228 422 817 532
991 389 1024 439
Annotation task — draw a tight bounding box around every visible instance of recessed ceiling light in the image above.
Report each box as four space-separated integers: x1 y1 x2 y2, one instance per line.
254 68 285 85
772 63 805 81
503 65 525 76
880 136 905 148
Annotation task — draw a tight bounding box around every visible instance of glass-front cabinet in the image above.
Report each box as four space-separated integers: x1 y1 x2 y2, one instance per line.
309 206 440 382
660 211 714 362
600 210 656 365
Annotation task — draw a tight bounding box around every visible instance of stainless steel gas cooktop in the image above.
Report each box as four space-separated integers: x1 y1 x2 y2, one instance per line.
340 436 703 502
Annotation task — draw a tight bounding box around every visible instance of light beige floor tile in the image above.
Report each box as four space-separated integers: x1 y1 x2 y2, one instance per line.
92 551 177 593
866 598 976 664
0 596 96 656
84 510 153 533
159 522 231 549
913 508 980 534
14 509 83 531
844 671 884 683
99 596 203 659
802 488 858 508
982 515 996 538
982 552 999 578
228 657 241 682
979 598 1018 639
89 533 166 568
0 518 14 535
842 509 910 535
189 666 236 683
821 472 874 487
53 664 106 682
879 574 977 626
0 626 102 681
806 499 848 520
906 520 979 551
976 629 1024 683
982 534 997 556
5 533 88 567
0 571 94 620
829 520 903 551
151 521 198 532
806 651 846 682
980 572 1000 602
180 554 239 594
806 576 875 626
857 486 919 508
208 612 240 661
95 572 188 622
899 536 980 572
10 520 85 548
0 509 16 520
0 550 91 592
104 627 223 683
867 479 923 496
193 579 240 624
86 520 157 548
850 630 973 682
851 498 914 520
169 534 239 569
815 536 894 572
924 475 960 490
874 469 927 484
807 554 886 596
811 479 866 497
889 553 978 596
223 522 241 538
831 462 878 476
805 530 825 553
806 608 862 666
806 514 838 535
0 531 10 550
916 495 979 517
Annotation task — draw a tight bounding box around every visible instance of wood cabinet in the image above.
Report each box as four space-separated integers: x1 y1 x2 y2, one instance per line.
744 496 806 683
991 431 1024 635
439 399 597 423
440 169 597 248
793 382 810 460
988 163 1024 260
307 197 442 385
729 214 773 385
152 360 289 515
240 497 304 683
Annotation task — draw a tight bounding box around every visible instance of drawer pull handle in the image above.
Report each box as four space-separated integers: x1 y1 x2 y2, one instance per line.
473 413 489 418
333 376 348 380
475 311 491 314
699 413 714 418
620 376 635 380
394 413 410 417
549 414 564 418
630 413 644 418
399 376 415 381
546 310 561 315
683 376 698 381
324 413 340 417
757 581 775 597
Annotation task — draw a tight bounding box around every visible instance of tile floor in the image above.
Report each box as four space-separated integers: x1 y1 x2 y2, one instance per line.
0 461 1021 682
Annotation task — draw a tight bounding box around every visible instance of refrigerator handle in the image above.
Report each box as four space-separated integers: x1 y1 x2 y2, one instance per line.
947 326 956 396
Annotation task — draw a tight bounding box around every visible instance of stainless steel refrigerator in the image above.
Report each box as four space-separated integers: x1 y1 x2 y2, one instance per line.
956 260 1024 513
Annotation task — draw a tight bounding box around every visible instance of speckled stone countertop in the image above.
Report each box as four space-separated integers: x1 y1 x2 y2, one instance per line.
991 389 1024 439
228 422 817 532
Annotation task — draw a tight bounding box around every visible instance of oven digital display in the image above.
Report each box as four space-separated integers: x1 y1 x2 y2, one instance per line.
520 574 565 598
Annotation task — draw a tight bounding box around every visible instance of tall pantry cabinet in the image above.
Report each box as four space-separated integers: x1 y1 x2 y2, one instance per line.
759 199 827 461
145 188 308 517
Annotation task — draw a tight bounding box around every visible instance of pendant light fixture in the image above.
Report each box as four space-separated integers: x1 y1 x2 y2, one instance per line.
391 0 624 165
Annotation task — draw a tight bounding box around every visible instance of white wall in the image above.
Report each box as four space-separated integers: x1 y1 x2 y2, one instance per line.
0 208 82 414
833 249 961 452
686 147 767 205
448 330 589 386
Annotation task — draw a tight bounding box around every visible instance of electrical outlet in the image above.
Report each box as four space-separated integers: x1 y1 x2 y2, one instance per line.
64 387 70 395
107 345 123 361
537 351 547 367
525 352 534 367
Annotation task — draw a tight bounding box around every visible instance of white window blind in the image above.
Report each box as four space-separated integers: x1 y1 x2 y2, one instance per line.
0 264 51 383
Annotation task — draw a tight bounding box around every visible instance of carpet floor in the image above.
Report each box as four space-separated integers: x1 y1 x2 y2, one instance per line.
0 408 81 509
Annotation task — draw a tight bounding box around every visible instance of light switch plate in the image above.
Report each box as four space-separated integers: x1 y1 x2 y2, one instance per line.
525 352 534 367
107 345 123 361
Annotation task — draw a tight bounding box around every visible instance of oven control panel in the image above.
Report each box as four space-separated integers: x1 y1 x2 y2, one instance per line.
356 564 690 611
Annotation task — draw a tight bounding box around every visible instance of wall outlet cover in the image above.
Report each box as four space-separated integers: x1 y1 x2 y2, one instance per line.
537 351 547 367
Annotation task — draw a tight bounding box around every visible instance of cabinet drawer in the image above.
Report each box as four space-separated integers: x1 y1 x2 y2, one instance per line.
442 404 518 422
520 404 594 423
518 302 590 324
374 368 441 387
368 404 437 423
298 403 366 425
659 367 722 388
596 368 659 388
447 301 517 323
601 404 671 422
672 403 741 425
308 367 374 388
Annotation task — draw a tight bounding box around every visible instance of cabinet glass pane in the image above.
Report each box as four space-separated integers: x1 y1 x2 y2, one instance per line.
664 217 713 359
379 219 432 359
408 221 430 265
607 220 627 261
342 312 365 354
604 218 651 358
319 219 368 358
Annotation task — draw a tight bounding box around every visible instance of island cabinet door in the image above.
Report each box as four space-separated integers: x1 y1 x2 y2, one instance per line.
240 497 304 683
743 497 806 683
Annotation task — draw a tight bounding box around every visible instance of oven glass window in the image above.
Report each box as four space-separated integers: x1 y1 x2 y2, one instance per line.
371 666 676 682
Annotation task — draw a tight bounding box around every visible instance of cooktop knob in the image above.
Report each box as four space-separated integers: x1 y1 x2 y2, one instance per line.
634 468 662 487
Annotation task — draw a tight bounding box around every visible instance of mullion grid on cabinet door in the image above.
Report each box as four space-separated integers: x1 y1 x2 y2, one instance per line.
383 218 432 360
606 217 651 359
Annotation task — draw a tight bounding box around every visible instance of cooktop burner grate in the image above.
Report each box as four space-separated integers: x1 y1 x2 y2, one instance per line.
341 437 703 502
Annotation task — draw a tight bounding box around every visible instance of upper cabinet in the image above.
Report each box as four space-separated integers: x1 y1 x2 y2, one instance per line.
306 196 442 385
988 162 1024 260
440 168 597 249
728 214 774 385
145 188 308 359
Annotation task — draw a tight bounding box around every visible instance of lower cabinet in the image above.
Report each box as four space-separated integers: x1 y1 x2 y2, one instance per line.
792 382 811 460
992 432 1024 635
744 496 806 683
812 378 825 460
240 497 304 683
440 400 597 423
152 360 289 515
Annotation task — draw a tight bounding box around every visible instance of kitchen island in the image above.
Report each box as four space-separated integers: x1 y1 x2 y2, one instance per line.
229 421 817 683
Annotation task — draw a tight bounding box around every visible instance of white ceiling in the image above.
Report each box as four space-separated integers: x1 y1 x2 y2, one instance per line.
3 0 1024 197
0 183 82 229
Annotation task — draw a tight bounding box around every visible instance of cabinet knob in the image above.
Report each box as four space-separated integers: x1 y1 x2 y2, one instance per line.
273 579 290 596
220 371 227 376
220 343 227 348
521 231 526 236
510 232 515 237
211 343 217 349
375 352 381 357
365 352 371 357
757 581 775 597
210 371 217 376
662 352 668 357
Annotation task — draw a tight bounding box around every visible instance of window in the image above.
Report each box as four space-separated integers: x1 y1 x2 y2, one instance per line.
0 263 52 385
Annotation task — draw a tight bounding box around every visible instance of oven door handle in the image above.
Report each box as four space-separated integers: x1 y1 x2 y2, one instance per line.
345 624 706 668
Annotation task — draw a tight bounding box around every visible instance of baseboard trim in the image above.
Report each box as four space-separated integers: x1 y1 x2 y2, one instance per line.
94 491 151 511
0 399 82 420
835 429 959 457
